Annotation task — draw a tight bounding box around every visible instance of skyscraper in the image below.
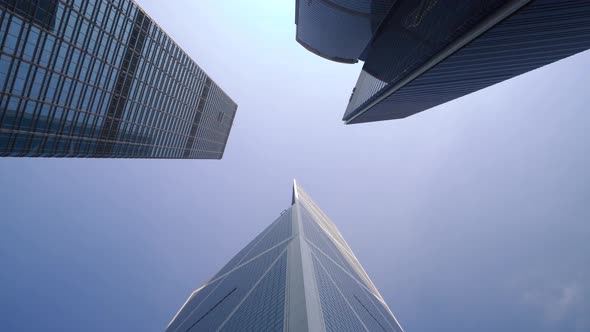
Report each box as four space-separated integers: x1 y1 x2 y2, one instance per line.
296 0 590 124
166 180 404 332
0 0 237 158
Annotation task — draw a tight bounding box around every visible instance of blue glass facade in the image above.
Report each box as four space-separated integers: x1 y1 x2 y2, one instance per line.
295 0 590 124
167 182 403 331
295 0 393 63
167 209 293 332
0 0 236 158
312 254 368 332
219 253 287 332
296 183 403 332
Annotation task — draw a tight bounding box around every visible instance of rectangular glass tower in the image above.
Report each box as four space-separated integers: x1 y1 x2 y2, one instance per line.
0 0 237 158
166 180 404 331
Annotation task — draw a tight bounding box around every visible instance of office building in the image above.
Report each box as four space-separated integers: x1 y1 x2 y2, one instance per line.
296 0 590 124
0 0 236 158
166 180 404 331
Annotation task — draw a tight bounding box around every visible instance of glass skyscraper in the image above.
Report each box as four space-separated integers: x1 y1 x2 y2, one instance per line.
166 180 404 332
0 0 237 158
296 0 590 124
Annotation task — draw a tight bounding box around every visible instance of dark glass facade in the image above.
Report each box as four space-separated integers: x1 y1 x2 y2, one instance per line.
167 181 403 331
295 0 393 63
167 209 293 332
295 0 590 124
0 0 237 158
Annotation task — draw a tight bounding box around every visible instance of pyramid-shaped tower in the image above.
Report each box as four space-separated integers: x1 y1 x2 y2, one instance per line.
166 180 404 331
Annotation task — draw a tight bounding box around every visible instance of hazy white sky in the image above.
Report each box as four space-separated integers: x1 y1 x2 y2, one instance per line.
1 1 589 331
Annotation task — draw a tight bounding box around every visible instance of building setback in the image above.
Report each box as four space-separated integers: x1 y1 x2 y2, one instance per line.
166 180 404 332
295 0 590 124
0 0 237 158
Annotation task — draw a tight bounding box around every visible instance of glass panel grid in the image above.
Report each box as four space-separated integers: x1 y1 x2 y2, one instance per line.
0 0 236 158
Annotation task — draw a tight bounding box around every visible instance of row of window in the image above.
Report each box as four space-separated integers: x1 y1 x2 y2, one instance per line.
0 3 234 132
0 0 236 158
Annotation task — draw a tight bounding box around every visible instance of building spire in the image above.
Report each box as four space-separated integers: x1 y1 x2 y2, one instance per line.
292 178 299 205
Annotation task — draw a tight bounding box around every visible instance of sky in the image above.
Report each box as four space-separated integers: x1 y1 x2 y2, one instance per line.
1 1 590 331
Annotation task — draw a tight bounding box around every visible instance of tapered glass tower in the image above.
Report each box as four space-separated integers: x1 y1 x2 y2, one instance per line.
167 180 403 332
0 0 236 158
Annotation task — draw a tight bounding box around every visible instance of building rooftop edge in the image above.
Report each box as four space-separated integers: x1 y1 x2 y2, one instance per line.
342 0 531 124
129 0 238 106
295 36 358 64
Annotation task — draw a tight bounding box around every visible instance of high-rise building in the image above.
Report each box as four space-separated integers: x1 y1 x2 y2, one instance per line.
295 0 590 124
166 180 404 332
0 0 237 158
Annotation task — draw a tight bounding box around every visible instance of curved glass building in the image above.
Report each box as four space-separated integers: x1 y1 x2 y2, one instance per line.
295 0 590 124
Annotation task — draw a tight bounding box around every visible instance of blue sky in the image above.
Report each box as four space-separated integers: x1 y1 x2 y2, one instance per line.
1 1 589 331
